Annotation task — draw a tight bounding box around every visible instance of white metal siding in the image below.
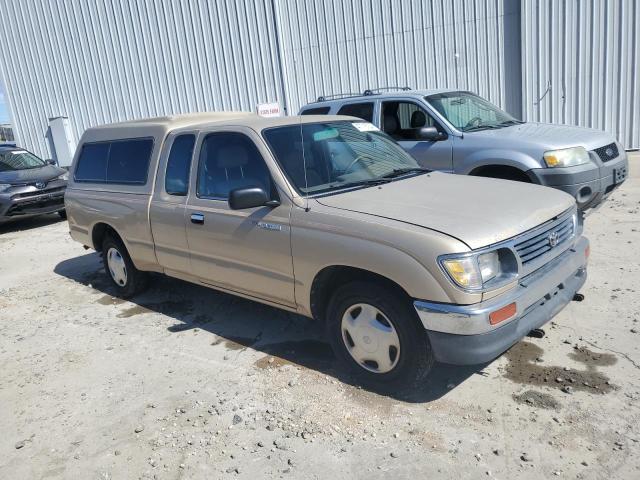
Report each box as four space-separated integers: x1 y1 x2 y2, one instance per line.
522 0 639 148
0 0 284 158
276 0 522 117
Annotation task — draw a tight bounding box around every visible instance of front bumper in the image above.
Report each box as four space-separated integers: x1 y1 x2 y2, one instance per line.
529 153 628 211
414 236 589 365
0 186 66 221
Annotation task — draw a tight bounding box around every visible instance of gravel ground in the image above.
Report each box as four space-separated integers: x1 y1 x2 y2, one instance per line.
1 154 639 479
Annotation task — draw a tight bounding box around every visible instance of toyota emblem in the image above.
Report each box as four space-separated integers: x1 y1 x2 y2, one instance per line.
35 181 46 189
605 147 614 157
548 231 559 247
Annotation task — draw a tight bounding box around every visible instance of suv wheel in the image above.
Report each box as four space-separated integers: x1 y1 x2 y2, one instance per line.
101 235 148 298
326 282 434 390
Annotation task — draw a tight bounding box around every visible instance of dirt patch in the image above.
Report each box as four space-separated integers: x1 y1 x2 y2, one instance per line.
117 300 192 318
211 335 258 351
503 342 616 394
97 295 126 306
513 389 561 409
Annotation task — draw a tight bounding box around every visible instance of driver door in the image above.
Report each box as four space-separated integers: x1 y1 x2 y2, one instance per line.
380 99 453 172
184 127 296 307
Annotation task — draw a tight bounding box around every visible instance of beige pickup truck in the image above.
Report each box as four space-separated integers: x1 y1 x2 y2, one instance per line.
65 113 589 389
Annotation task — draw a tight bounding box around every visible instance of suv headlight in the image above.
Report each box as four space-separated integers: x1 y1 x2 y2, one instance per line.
57 171 69 181
440 248 518 291
0 183 11 193
543 146 590 168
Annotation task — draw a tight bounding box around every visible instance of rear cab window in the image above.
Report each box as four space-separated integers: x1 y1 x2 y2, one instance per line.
74 138 154 184
165 134 196 196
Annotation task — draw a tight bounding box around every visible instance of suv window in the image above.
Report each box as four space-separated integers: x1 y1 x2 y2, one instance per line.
197 132 272 200
337 102 374 122
381 101 438 141
75 138 153 184
165 134 195 196
301 106 330 115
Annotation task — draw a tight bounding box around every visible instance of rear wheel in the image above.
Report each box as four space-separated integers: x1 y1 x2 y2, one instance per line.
326 282 434 391
58 209 67 219
101 234 148 298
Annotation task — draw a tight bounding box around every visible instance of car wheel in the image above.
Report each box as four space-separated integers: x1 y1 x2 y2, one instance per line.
326 281 434 391
58 209 67 219
101 234 148 298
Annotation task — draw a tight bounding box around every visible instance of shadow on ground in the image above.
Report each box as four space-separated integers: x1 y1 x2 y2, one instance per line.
54 252 487 403
0 214 64 234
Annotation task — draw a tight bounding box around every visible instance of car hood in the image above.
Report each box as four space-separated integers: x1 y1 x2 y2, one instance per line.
0 165 65 184
315 172 575 250
468 122 616 151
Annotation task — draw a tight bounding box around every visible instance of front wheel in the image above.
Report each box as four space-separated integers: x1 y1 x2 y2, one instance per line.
101 234 148 298
326 282 434 391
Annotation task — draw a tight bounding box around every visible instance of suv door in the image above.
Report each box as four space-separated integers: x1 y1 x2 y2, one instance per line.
380 99 453 172
184 127 295 307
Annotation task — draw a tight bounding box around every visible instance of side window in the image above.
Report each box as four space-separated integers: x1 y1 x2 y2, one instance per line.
381 101 438 141
197 132 272 200
107 138 154 184
75 138 153 184
301 106 330 115
75 143 110 182
337 102 374 122
165 134 195 196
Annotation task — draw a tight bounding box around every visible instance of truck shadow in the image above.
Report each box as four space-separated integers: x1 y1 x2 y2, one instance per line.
0 214 64 234
54 253 486 403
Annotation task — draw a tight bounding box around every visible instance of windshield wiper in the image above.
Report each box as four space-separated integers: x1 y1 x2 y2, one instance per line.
380 167 430 179
464 124 502 132
496 119 524 127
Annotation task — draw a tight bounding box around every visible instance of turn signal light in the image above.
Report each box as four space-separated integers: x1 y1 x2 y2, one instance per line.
585 245 590 259
489 302 517 325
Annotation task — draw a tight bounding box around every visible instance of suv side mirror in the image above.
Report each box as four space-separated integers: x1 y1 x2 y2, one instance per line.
417 127 447 141
45 159 57 166
228 187 279 210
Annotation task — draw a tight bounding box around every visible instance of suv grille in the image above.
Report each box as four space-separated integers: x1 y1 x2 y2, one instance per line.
593 142 619 162
514 216 575 265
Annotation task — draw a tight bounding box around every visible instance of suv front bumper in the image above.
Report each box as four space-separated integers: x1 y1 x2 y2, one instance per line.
529 152 628 211
414 236 589 365
0 185 66 222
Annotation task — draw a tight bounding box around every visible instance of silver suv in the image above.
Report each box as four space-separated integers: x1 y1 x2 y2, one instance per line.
300 88 629 211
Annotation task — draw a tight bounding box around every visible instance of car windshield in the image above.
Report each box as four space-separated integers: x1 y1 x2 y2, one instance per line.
0 149 46 171
262 121 426 196
426 91 520 132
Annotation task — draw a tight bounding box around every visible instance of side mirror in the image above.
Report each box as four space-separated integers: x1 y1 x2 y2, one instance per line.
45 159 57 166
417 127 446 141
228 187 279 210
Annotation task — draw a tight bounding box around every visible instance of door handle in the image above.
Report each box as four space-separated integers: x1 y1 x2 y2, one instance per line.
190 213 205 225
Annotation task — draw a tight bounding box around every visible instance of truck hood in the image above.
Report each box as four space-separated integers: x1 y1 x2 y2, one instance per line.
0 165 65 184
315 172 575 250
467 122 616 151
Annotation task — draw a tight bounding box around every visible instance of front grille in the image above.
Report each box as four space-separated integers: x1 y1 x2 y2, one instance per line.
514 216 575 266
593 142 619 162
12 186 65 199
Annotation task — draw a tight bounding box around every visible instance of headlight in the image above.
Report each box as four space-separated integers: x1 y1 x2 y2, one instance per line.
57 171 69 181
0 183 11 193
543 146 590 168
440 248 517 291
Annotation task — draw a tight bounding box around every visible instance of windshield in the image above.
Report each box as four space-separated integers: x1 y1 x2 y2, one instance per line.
426 91 520 132
0 149 46 171
262 121 424 196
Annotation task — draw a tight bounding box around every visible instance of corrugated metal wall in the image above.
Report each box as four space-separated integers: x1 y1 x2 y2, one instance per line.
0 0 284 158
276 0 522 117
522 0 640 149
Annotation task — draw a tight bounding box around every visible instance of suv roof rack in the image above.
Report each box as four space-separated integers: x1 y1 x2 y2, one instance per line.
315 86 412 103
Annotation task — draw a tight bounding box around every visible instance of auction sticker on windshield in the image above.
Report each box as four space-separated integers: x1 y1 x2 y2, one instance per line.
352 122 379 132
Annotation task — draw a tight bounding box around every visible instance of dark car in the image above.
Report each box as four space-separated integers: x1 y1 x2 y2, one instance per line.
0 145 68 223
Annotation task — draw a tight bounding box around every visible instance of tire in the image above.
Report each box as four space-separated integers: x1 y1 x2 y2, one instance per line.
326 281 434 391
101 234 148 298
58 209 67 219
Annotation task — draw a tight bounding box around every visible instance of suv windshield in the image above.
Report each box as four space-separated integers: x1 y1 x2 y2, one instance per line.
426 91 520 132
0 149 46 171
263 121 425 196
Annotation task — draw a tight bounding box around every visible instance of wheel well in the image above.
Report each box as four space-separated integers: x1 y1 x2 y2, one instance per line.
91 223 121 252
470 165 532 183
310 266 411 323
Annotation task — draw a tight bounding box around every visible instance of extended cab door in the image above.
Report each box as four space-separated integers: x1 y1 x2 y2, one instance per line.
184 127 296 307
149 132 197 274
379 99 453 172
